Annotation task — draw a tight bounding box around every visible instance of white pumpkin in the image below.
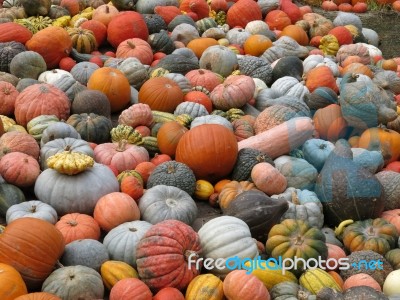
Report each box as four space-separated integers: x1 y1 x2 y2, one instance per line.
383 269 400 297
38 69 73 84
197 216 259 277
6 200 58 224
271 76 310 101
245 20 271 35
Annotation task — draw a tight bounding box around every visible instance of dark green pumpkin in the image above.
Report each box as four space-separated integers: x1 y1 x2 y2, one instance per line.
0 41 26 73
304 87 338 112
168 14 197 32
66 113 112 144
142 14 167 34
146 160 196 196
231 148 274 181
385 248 400 270
48 5 70 19
110 0 136 10
52 75 87 102
72 90 111 118
223 190 288 242
148 30 175 55
270 281 314 300
0 182 26 218
195 17 218 35
272 56 304 82
237 56 273 86
153 53 199 75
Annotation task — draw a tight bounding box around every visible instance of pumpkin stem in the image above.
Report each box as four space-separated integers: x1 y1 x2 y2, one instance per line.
105 5 109 13
116 139 127 151
129 227 137 232
368 226 375 235
291 191 300 205
319 143 327 150
167 164 176 174
294 235 303 245
67 220 78 226
64 145 72 152
30 205 37 213
126 41 136 49
56 260 64 269
298 291 311 300
334 219 354 237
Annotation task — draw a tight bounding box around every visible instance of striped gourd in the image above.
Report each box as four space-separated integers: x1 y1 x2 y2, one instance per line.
142 136 159 155
67 28 97 54
299 268 342 295
152 111 177 124
186 274 224 300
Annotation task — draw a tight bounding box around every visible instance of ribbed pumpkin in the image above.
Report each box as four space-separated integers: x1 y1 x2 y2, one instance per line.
226 0 262 28
139 77 184 113
13 292 62 300
0 218 65 290
313 104 348 142
185 69 223 93
265 10 291 31
100 260 139 290
280 25 309 46
305 65 339 93
0 23 33 44
223 270 270 300
187 38 219 59
136 220 201 292
176 124 238 182
0 263 28 300
0 81 19 116
55 213 101 244
14 83 70 127
185 274 224 300
0 131 40 160
87 67 131 113
109 278 152 300
0 152 40 188
157 121 188 157
180 0 210 20
67 28 97 54
80 20 107 47
299 268 342 294
153 287 185 300
25 26 72 69
116 38 153 65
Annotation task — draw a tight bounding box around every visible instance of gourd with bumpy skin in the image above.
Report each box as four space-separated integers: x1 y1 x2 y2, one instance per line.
231 148 275 181
46 151 94 175
146 160 196 196
139 185 198 225
238 55 273 86
299 268 342 295
261 36 309 64
110 124 143 145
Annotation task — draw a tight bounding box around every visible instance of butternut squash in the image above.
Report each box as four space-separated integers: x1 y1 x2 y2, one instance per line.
238 117 315 159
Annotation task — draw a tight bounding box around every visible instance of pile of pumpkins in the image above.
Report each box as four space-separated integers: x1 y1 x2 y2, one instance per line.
316 0 400 13
1 0 400 299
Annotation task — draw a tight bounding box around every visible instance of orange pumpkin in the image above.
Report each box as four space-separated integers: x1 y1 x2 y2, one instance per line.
185 69 223 93
175 124 238 182
153 287 185 300
280 25 309 46
341 62 373 78
243 34 273 56
14 292 62 300
87 67 131 113
328 26 353 45
116 38 153 65
265 10 292 31
0 263 28 300
0 131 39 160
328 271 344 289
0 152 40 188
93 192 141 232
60 0 81 16
25 26 72 69
381 209 400 233
341 55 363 68
109 278 152 300
305 65 339 93
0 218 65 290
313 104 348 142
92 4 119 26
0 23 32 44
223 270 270 300
157 121 188 157
134 161 156 185
251 162 287 196
0 81 19 116
358 127 400 164
180 0 210 19
326 243 347 270
80 20 108 47
187 38 219 59
338 3 353 11
138 77 184 113
55 213 101 244
183 91 213 113
226 0 262 28
343 273 381 291
120 175 144 200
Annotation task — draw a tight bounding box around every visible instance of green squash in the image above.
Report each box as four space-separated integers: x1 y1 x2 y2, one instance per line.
270 281 315 300
231 148 274 181
66 113 112 144
0 182 25 218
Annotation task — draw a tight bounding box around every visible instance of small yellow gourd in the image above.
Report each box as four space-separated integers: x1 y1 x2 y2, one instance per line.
299 268 342 295
186 273 224 300
100 260 139 290
46 151 94 175
194 179 214 201
110 125 143 145
319 34 340 56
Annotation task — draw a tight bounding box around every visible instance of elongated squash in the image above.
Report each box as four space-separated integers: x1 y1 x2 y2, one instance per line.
238 117 315 159
299 268 342 295
186 274 224 300
100 260 139 290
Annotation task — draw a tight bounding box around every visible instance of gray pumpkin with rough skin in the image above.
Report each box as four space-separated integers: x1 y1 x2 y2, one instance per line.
237 55 273 86
40 123 82 148
199 45 238 77
138 185 198 225
60 239 109 272
34 163 119 216
103 220 152 267
271 187 324 229
9 51 47 79
270 281 316 300
375 170 400 210
146 160 197 196
42 265 104 300
52 75 87 102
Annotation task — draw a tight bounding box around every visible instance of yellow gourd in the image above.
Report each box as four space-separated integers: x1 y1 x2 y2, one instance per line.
299 268 342 295
185 274 224 300
46 151 94 175
194 180 215 201
319 34 340 56
100 261 139 290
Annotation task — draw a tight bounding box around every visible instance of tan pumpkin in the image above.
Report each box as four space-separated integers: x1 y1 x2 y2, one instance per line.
251 162 287 196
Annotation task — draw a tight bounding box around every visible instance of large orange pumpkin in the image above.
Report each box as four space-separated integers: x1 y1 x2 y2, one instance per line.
305 65 339 93
0 218 65 290
313 104 348 142
25 26 72 69
226 0 262 28
109 278 152 300
175 124 238 182
280 25 309 46
157 121 188 157
14 292 62 300
87 67 131 113
223 270 270 300
116 38 153 65
265 10 292 31
0 23 32 44
187 38 219 59
138 77 184 113
0 263 28 300
358 127 400 164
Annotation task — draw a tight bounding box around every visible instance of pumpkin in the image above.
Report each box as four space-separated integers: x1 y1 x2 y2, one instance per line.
136 219 201 292
42 265 104 300
197 216 258 277
14 83 70 128
299 268 342 295
280 25 309 46
116 38 153 65
55 213 100 244
157 121 188 157
198 45 238 77
0 182 25 218
342 218 399 255
67 113 113 144
385 249 400 270
0 152 40 188
138 185 198 225
358 127 400 165
266 219 328 276
343 273 381 291
100 260 139 290
265 10 291 31
305 65 339 94
13 292 62 300
46 151 94 175
0 131 39 160
341 62 373 78
103 220 152 267
217 180 257 209
185 274 224 300
80 20 107 47
185 69 223 92
376 171 400 211
381 209 400 233
119 103 153 128
0 81 18 116
270 281 314 300
93 192 140 232
27 115 60 143
0 218 65 290
6 200 57 225
175 124 238 182
109 278 152 300
107 11 149 48
153 287 184 300
313 104 348 142
0 263 28 300
0 23 32 44
70 62 99 86
302 138 335 172
251 162 287 196
25 26 72 69
67 28 97 54
223 270 270 300
52 75 86 102
186 37 219 59
87 67 131 113
383 269 400 297
92 4 119 26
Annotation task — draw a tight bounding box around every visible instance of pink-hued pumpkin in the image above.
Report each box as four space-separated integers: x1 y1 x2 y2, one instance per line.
93 192 141 232
55 213 101 244
116 38 153 65
325 243 347 270
185 69 223 93
118 103 153 128
0 131 40 160
136 220 201 292
0 81 19 116
180 0 210 20
210 75 255 110
14 84 70 127
343 273 382 291
92 4 119 27
0 152 40 188
94 141 149 174
381 209 400 233
251 162 287 196
223 270 270 300
109 278 152 300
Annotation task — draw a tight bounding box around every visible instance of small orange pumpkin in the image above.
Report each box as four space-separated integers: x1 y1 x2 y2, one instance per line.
0 152 40 188
223 270 270 300
0 81 19 116
381 209 400 233
343 273 382 291
313 104 348 142
14 292 62 300
265 10 292 31
251 162 287 196
280 25 309 46
55 213 101 244
0 263 28 300
157 121 188 157
120 175 144 200
87 67 131 113
116 38 153 65
341 62 373 78
305 65 339 93
187 37 219 59
243 34 273 56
